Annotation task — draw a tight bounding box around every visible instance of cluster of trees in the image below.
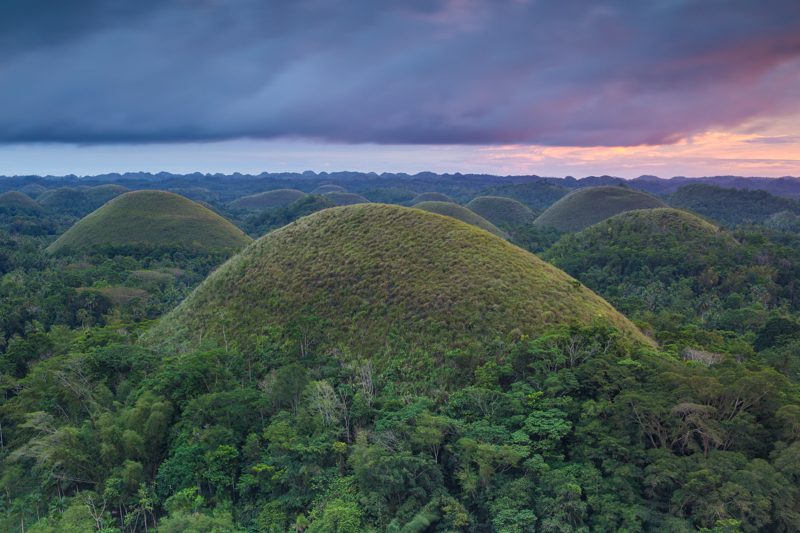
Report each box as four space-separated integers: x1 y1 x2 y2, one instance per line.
2 322 799 531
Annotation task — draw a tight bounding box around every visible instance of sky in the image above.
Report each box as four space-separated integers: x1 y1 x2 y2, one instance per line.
1 0 799 178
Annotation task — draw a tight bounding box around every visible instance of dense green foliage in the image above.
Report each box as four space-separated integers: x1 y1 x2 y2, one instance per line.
535 186 666 232
228 189 307 210
466 196 535 228
3 178 800 532
412 201 508 238
149 204 647 353
47 191 252 255
670 183 800 226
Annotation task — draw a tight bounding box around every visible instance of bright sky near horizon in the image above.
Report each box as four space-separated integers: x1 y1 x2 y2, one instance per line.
1 1 799 178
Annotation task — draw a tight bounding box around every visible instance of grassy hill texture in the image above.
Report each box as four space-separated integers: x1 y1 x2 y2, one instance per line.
0 191 42 213
37 184 129 216
410 192 456 205
535 186 666 232
670 183 800 226
229 189 307 210
46 190 252 255
147 204 649 354
413 201 508 238
323 191 371 205
467 196 535 227
311 184 346 194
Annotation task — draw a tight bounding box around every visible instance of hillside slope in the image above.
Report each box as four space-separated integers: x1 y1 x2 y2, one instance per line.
467 196 535 227
413 201 508 238
47 190 252 254
148 204 649 354
535 186 666 232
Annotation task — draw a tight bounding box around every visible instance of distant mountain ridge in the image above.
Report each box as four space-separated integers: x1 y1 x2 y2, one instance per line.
2 172 800 202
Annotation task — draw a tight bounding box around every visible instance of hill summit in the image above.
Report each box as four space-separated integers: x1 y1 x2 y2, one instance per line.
47 190 252 255
148 204 649 354
535 186 665 232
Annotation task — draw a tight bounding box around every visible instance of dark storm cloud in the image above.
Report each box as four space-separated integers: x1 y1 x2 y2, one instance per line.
1 0 799 146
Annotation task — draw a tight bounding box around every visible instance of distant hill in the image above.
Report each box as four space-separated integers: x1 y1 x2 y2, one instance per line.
410 192 456 205
311 184 346 194
147 204 649 354
47 190 252 255
413 201 507 238
535 186 666 232
229 189 307 210
37 184 129 216
361 187 417 204
543 208 742 322
0 191 42 214
479 181 569 210
323 191 370 205
466 196 535 227
669 183 800 226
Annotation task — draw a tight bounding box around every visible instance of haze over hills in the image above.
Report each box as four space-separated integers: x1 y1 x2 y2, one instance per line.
148 204 649 354
47 190 252 255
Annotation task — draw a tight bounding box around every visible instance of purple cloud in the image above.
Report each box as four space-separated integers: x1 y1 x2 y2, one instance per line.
0 0 799 146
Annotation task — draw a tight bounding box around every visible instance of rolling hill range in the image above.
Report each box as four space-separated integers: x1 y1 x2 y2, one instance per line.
535 186 666 232
47 190 252 255
466 196 535 227
413 201 508 238
229 189 307 210
148 204 649 355
669 183 800 226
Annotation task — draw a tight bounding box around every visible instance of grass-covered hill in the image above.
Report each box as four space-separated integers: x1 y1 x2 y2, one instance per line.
228 189 307 210
535 186 666 232
410 191 456 205
670 183 800 226
479 181 569 210
466 196 535 227
46 190 252 255
0 191 42 213
37 184 129 216
413 201 508 238
323 191 371 205
149 204 648 354
311 184 346 194
543 208 746 329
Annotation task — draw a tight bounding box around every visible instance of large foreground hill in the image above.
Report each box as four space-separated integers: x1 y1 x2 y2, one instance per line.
148 204 648 353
